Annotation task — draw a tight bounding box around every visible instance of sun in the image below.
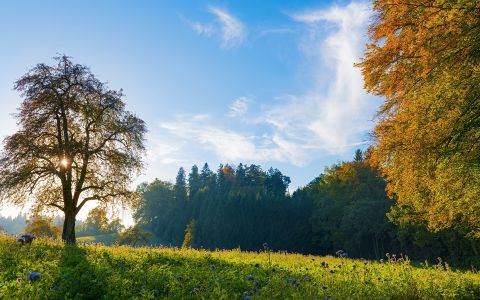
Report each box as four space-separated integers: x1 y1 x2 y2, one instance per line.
60 158 70 168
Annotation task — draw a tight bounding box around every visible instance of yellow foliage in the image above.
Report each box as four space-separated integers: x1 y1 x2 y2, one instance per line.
358 0 480 234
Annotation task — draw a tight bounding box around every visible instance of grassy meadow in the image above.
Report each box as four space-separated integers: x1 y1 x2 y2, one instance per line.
0 236 479 299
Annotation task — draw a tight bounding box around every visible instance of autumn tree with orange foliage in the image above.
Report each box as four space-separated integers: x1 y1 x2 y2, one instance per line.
358 0 480 236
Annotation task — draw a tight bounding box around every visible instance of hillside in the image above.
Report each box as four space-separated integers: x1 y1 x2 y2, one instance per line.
0 236 479 299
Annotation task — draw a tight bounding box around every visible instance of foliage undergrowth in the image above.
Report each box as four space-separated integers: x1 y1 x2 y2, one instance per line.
0 236 479 299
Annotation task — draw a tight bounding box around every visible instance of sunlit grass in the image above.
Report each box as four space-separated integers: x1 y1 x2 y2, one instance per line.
0 236 479 299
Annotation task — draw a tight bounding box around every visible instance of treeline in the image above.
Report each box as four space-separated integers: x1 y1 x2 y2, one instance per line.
134 163 313 252
134 150 480 268
0 214 27 235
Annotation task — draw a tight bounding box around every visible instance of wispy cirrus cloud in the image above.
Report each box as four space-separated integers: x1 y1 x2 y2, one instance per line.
228 96 250 118
189 22 214 37
184 6 247 48
157 114 307 166
208 6 246 48
169 1 376 167
260 1 375 154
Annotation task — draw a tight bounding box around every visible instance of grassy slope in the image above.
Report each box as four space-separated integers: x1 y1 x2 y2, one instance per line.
0 236 479 299
76 233 117 244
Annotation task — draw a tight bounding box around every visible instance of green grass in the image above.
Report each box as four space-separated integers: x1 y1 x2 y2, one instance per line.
0 236 479 299
76 233 118 245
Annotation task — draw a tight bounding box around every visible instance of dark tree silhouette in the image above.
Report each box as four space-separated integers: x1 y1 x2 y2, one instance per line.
0 55 146 244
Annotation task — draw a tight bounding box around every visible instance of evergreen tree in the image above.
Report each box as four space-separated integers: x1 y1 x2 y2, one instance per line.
188 165 201 198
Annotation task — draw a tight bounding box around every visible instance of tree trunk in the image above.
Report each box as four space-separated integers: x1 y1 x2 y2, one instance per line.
62 207 76 244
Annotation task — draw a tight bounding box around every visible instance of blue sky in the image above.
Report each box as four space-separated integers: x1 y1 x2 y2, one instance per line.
0 1 381 220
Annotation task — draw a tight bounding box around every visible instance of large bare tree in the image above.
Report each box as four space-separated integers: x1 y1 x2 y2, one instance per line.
0 56 146 244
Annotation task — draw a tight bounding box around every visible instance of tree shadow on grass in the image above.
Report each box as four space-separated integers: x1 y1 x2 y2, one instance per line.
53 245 108 299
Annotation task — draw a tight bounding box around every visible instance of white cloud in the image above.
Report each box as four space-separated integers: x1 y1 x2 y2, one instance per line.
168 1 377 167
146 135 183 165
208 7 247 48
159 115 307 166
260 1 375 154
228 96 250 117
185 7 247 48
190 22 214 37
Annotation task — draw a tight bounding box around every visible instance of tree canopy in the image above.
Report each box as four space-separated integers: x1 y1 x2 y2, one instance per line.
133 152 480 267
0 56 146 243
358 0 480 236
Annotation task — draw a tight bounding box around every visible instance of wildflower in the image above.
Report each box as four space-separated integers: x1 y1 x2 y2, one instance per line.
286 278 299 286
210 264 217 270
329 270 335 274
17 237 25 244
271 268 276 273
262 242 269 249
21 234 36 245
246 275 254 281
16 277 22 283
322 285 328 290
243 292 251 300
192 287 199 293
28 272 41 282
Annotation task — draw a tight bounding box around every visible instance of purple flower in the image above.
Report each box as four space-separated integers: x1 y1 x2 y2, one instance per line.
246 275 254 281
20 234 35 245
322 285 328 290
286 278 299 286
28 272 41 281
